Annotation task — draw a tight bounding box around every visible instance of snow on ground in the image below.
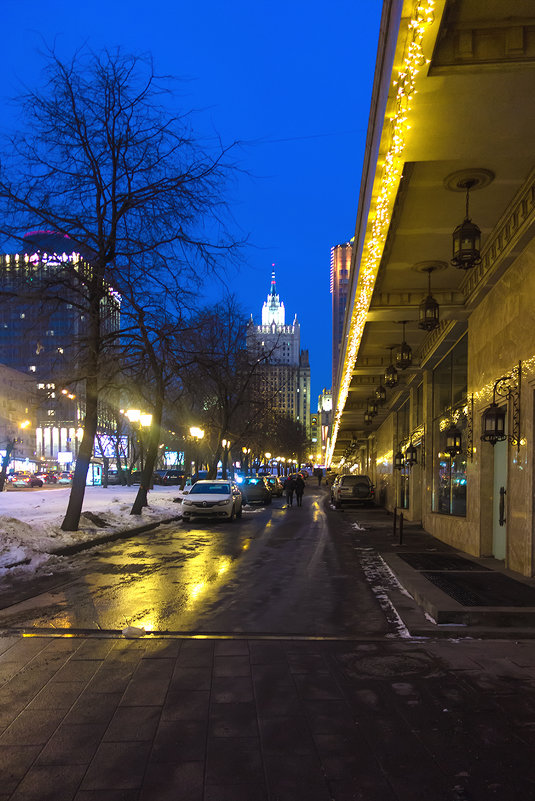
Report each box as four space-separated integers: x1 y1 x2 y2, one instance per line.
0 485 183 575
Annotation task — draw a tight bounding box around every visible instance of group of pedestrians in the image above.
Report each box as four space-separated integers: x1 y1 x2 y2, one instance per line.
283 473 305 506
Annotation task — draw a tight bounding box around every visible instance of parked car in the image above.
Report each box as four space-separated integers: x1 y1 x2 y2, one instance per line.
35 472 58 484
331 474 375 508
11 474 44 488
181 479 242 522
265 475 284 497
240 476 272 505
57 472 73 485
154 469 185 486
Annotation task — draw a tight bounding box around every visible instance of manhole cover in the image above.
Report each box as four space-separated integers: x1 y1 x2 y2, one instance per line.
337 652 436 678
398 553 490 571
422 572 535 607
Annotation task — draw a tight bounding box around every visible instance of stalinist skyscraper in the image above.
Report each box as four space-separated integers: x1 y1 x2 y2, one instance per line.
247 271 311 435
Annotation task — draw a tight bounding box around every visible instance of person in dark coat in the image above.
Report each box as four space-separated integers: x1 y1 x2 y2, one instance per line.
295 474 305 506
284 474 297 506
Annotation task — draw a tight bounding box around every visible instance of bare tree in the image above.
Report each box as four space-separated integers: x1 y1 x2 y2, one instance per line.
0 47 238 530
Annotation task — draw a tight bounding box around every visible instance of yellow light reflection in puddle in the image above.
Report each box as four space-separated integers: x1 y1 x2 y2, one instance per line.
242 539 251 551
185 553 238 610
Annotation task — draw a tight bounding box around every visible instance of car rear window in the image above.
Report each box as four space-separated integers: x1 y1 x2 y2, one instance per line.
341 475 371 485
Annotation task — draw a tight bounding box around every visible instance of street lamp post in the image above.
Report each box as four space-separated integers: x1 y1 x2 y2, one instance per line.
189 426 205 476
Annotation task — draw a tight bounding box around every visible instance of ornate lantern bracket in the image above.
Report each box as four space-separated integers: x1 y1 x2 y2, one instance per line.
481 362 521 449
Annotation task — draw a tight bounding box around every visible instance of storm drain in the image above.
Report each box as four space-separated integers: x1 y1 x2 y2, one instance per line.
422 572 535 607
397 553 490 572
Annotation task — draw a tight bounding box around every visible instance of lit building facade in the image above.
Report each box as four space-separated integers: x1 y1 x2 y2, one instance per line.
0 231 120 467
330 0 535 577
247 272 311 435
0 363 38 471
331 240 352 391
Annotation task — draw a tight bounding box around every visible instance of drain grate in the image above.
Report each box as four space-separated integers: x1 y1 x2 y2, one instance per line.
398 553 490 572
422 572 535 607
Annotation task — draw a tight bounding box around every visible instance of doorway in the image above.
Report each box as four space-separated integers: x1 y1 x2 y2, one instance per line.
492 425 508 562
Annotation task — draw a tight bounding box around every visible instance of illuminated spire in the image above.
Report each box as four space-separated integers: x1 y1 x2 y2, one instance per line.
262 265 285 326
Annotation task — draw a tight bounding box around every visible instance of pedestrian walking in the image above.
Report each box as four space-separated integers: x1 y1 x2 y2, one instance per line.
295 473 305 506
284 474 297 506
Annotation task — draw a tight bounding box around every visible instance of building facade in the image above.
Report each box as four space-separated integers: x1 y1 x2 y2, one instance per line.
247 272 311 435
0 231 120 467
330 0 535 577
331 240 352 391
0 364 38 471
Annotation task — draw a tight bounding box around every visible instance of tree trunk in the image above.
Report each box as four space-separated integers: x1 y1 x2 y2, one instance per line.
130 399 162 515
0 440 15 492
61 372 99 530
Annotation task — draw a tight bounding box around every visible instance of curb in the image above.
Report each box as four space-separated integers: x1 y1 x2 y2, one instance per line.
50 514 183 557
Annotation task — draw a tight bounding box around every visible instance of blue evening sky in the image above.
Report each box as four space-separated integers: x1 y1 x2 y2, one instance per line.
1 0 382 402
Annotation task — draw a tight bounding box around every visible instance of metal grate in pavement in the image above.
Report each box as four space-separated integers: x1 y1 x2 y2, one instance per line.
398 553 490 571
422 572 535 607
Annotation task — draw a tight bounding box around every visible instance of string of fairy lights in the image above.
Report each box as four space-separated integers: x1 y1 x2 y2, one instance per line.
327 1 436 467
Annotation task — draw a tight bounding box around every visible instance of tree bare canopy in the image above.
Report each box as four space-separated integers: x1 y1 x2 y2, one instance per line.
0 47 239 530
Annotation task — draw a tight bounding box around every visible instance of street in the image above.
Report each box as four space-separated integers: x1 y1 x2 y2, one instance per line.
0 486 389 637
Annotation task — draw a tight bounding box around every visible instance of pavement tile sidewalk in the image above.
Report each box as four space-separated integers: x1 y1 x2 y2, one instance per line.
1 634 535 799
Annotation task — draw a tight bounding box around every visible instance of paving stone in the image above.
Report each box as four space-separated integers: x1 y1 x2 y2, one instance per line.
0 636 21 656
328 777 400 800
302 700 358 735
81 740 152 790
213 655 251 677
119 676 171 707
86 664 136 694
204 784 268 801
211 676 254 703
214 640 249 656
205 737 263 785
104 705 161 742
313 733 375 780
170 666 211 690
36 722 107 765
172 640 213 668
266 781 332 801
0 708 65 746
0 638 49 664
52 661 102 683
70 640 115 661
248 641 287 665
140 761 204 801
9 763 86 800
209 701 258 737
161 689 210 722
27 680 85 710
258 715 315 754
63 692 122 725
293 672 344 701
0 744 41 794
150 719 207 762
141 639 181 659
74 791 139 801
287 652 329 674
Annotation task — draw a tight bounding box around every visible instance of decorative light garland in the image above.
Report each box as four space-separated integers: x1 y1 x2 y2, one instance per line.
327 1 435 466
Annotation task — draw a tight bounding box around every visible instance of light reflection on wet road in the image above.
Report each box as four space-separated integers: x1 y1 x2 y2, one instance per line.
0 489 389 636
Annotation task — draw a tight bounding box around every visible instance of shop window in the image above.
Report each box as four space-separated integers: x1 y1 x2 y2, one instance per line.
398 401 410 510
432 336 468 516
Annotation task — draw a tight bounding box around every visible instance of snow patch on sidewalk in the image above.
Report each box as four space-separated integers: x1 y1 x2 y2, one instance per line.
355 547 412 639
0 485 183 577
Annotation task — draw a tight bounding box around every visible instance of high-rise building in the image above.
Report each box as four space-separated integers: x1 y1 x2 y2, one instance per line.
246 271 311 435
331 240 353 391
0 231 121 465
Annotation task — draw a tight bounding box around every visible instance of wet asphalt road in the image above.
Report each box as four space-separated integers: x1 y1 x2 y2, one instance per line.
0 487 390 636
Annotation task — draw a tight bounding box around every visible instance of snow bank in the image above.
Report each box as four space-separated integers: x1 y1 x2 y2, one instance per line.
0 485 183 576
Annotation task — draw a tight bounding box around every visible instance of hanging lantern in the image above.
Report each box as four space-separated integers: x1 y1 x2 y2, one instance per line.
405 442 418 466
384 347 398 388
394 450 404 470
451 180 481 270
396 321 412 370
375 384 387 404
445 424 462 456
418 268 440 331
481 402 507 445
364 411 373 425
367 396 378 416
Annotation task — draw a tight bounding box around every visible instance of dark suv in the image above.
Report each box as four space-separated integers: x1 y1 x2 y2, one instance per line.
331 474 375 508
153 469 185 486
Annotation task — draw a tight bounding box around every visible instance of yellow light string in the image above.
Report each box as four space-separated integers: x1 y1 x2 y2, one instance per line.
327 1 435 465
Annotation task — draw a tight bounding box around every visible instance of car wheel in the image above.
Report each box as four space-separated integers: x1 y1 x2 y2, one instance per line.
236 505 242 518
228 505 236 522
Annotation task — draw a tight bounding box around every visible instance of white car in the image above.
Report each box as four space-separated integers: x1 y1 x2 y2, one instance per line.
181 479 243 522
